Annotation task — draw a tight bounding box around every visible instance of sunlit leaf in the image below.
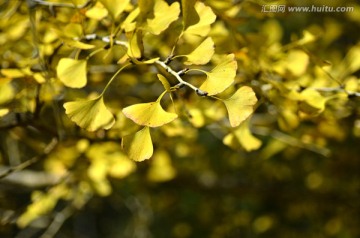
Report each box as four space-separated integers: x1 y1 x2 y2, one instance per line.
182 0 200 30
157 74 171 92
108 155 137 179
184 2 216 37
147 150 176 182
223 119 262 151
64 96 115 131
122 127 153 161
122 100 177 127
182 37 214 65
146 0 180 35
0 79 14 104
57 58 87 88
344 45 360 76
298 30 317 45
127 30 143 59
86 2 108 20
99 0 130 18
17 184 69 228
63 23 82 38
63 39 95 50
286 50 309 76
299 89 328 115
0 68 26 78
223 86 257 127
199 54 237 95
121 7 140 32
0 108 9 117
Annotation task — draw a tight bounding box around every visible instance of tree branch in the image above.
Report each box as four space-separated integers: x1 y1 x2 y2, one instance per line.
0 138 58 180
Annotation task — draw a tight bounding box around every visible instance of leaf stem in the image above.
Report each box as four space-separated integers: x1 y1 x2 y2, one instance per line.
101 63 131 96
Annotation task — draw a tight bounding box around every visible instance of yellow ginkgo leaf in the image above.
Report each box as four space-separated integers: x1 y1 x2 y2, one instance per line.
199 54 237 95
184 2 216 37
63 39 95 50
223 119 262 151
146 0 180 35
63 23 82 38
127 30 143 59
147 150 176 182
0 79 14 104
86 2 108 20
286 50 309 76
182 0 200 30
157 74 171 92
299 89 328 115
122 127 153 162
57 58 87 88
183 37 214 65
64 96 115 131
122 101 178 127
344 45 360 76
99 0 130 19
223 86 257 127
121 7 140 32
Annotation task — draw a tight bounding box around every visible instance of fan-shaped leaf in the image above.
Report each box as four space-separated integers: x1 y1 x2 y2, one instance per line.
183 37 214 65
146 0 180 35
99 0 130 19
223 119 262 151
182 0 200 30
57 58 87 88
223 86 257 127
122 101 178 127
184 2 216 37
64 97 115 131
199 54 237 95
122 127 153 162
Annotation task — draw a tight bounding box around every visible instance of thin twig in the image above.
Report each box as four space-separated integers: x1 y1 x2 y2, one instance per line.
29 0 92 9
80 34 207 96
252 126 331 157
0 138 58 179
39 205 74 238
155 60 208 96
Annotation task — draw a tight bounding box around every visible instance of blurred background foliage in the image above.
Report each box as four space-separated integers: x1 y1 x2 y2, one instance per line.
0 0 360 237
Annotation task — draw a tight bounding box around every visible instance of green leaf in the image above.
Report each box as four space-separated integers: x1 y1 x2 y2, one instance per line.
99 0 130 19
184 2 216 37
146 0 180 35
199 54 237 95
223 119 262 151
183 37 214 65
122 127 153 162
122 101 178 127
64 96 115 131
182 0 200 30
223 86 257 127
57 58 87 88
